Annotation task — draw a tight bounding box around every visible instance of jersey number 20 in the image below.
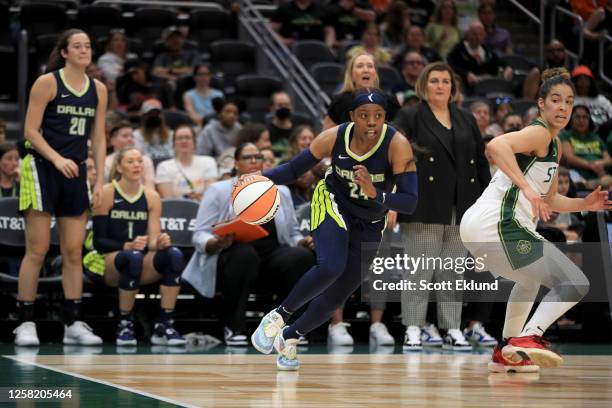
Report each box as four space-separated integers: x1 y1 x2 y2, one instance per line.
69 117 86 136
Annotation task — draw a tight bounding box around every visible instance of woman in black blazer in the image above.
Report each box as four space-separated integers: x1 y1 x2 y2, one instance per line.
393 62 492 351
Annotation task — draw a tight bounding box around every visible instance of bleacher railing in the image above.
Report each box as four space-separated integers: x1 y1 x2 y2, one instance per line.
17 30 27 128
551 5 585 65
598 30 612 88
239 0 330 128
507 0 545 66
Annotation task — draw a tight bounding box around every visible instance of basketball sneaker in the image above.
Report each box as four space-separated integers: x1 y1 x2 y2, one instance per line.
116 320 137 346
488 345 539 373
502 335 563 368
464 322 498 347
13 322 40 346
63 321 102 345
225 327 249 347
369 322 395 345
420 323 443 347
403 325 423 351
328 322 354 346
442 329 472 351
274 330 300 371
251 309 285 354
151 321 186 346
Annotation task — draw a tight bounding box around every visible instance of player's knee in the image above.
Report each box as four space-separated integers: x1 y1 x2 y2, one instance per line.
115 250 144 290
61 246 83 266
154 247 185 287
26 246 49 265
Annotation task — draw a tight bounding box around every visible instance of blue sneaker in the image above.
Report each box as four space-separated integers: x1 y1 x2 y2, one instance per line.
251 309 285 354
464 322 498 347
151 321 186 346
420 324 443 347
274 331 300 371
116 320 137 346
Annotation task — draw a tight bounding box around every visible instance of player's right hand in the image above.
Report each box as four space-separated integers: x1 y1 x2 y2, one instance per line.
522 186 550 222
131 235 149 251
53 156 79 178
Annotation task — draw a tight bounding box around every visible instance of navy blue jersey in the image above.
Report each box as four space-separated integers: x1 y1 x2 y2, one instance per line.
325 122 396 221
40 69 98 162
107 180 149 243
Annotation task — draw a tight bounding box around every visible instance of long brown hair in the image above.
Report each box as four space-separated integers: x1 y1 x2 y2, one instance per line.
46 29 89 73
432 0 458 26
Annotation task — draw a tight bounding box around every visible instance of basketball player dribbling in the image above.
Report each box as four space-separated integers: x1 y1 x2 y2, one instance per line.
14 29 107 346
460 68 612 372
250 89 419 370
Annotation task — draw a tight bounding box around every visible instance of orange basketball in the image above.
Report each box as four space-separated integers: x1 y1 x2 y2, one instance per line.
231 174 281 225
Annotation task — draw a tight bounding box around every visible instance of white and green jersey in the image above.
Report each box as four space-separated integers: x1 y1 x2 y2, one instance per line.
460 118 559 270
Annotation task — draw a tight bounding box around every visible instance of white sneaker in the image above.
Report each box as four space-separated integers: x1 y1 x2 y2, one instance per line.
63 321 103 345
369 322 395 346
464 322 498 347
403 325 422 351
420 323 443 347
443 328 472 351
274 331 300 371
327 322 354 346
14 322 40 346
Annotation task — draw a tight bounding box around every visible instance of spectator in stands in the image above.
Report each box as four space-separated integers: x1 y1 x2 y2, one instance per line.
0 143 19 198
87 63 119 111
501 112 524 133
183 142 316 346
261 148 277 170
391 25 441 71
524 40 570 100
105 121 155 190
523 105 539 124
134 99 174 163
571 0 608 21
183 64 224 127
282 125 318 208
117 59 175 116
478 3 512 55
393 51 426 99
85 147 187 347
470 100 493 137
155 125 218 201
218 123 272 169
97 29 134 82
324 51 401 129
197 99 242 158
424 0 461 58
583 3 612 40
404 0 436 27
267 91 296 156
153 26 200 83
561 105 612 189
346 22 392 65
270 0 335 47
0 119 6 144
326 0 375 47
447 20 512 92
283 125 315 163
485 96 513 137
381 1 412 49
572 65 612 127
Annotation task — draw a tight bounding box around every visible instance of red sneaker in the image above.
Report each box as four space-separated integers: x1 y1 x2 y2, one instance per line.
488 345 539 373
502 335 563 368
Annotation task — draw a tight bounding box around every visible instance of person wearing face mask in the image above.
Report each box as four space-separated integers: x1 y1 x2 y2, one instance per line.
197 98 243 158
502 113 524 133
267 91 296 156
133 99 174 163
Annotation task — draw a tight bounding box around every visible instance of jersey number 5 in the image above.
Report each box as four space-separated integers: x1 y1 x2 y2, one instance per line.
349 182 368 200
544 166 556 183
69 117 86 136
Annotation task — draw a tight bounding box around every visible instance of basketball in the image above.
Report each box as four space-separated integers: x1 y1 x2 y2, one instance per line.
231 174 280 225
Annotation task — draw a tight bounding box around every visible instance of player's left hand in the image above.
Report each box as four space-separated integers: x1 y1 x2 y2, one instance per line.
583 186 612 212
386 210 397 230
156 232 172 250
92 182 103 208
353 165 376 198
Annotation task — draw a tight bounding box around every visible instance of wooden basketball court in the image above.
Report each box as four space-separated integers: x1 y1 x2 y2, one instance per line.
2 344 612 407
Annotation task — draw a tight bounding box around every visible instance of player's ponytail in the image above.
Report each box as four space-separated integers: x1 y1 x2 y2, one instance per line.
46 29 88 73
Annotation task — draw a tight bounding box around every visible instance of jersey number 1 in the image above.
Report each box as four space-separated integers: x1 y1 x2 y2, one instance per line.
127 221 134 240
69 117 86 136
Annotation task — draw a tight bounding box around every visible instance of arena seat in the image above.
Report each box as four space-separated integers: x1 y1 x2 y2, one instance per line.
20 2 68 45
132 7 178 54
293 40 337 70
163 109 194 130
189 9 234 54
377 65 403 93
234 75 284 123
310 62 343 98
77 5 124 40
210 40 257 88
474 78 515 98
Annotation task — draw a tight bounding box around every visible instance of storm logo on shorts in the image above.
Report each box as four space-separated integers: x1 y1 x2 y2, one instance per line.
516 240 532 255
